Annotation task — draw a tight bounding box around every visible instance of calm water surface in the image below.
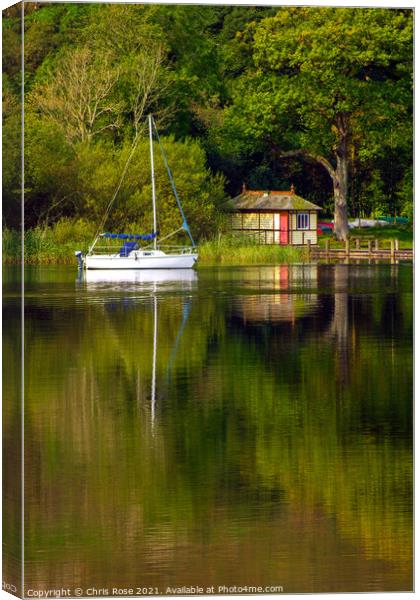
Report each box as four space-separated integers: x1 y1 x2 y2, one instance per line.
3 264 413 593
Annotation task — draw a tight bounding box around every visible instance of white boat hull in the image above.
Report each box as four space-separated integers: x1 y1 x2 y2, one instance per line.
84 250 198 270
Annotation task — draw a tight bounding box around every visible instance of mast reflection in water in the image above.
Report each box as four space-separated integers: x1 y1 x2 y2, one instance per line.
2 263 412 593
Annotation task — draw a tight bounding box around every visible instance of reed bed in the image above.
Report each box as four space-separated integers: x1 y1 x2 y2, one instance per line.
3 226 92 264
3 228 308 266
198 234 307 265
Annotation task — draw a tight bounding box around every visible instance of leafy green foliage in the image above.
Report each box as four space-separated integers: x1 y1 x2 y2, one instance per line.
24 113 77 225
74 136 226 238
215 8 413 222
2 5 414 237
21 118 226 236
398 167 413 218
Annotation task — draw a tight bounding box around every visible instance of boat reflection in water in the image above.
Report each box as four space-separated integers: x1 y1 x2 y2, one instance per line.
78 268 198 295
82 267 198 285
78 268 197 428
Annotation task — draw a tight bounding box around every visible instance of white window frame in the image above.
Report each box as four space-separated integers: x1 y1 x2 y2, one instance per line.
296 212 310 230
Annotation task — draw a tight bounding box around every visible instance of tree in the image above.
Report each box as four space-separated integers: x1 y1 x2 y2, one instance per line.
84 4 173 135
28 46 122 144
3 70 22 229
23 14 59 75
24 113 78 227
122 44 171 137
222 7 413 239
28 5 175 144
3 111 21 229
74 136 226 239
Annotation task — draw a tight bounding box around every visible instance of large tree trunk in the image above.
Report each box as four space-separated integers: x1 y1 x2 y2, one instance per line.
279 117 350 239
333 164 349 241
333 114 350 241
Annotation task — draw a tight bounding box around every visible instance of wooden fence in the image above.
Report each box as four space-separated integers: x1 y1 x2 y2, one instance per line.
308 238 413 261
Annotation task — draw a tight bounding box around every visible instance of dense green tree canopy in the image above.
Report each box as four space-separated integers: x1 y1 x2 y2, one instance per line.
2 4 413 236
217 7 413 237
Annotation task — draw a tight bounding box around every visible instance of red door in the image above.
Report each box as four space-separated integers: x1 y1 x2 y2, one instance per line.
280 213 289 244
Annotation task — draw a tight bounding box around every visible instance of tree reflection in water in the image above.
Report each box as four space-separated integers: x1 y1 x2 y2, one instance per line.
3 263 412 593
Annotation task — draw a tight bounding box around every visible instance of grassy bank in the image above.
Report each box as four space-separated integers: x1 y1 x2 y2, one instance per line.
3 224 412 266
198 235 307 265
3 228 308 266
319 225 413 249
3 227 93 265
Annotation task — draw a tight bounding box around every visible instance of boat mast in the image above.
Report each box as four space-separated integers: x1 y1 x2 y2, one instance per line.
149 114 157 251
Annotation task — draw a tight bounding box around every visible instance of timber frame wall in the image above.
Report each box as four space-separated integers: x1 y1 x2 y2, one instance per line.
230 210 318 245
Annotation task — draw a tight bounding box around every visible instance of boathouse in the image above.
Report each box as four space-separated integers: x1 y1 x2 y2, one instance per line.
227 185 321 245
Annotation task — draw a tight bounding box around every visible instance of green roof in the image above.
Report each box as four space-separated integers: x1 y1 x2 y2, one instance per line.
226 190 322 211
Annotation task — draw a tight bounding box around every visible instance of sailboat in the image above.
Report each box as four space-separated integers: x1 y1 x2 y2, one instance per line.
75 115 198 270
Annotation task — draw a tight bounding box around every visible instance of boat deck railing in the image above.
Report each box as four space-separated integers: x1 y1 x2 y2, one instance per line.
88 244 198 256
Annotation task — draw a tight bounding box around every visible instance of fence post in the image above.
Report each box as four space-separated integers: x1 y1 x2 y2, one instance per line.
395 239 399 251
390 239 395 261
368 240 372 256
345 239 350 257
355 238 360 250
374 239 379 252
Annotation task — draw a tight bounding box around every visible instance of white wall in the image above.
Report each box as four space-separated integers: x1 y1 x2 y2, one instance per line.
291 230 317 245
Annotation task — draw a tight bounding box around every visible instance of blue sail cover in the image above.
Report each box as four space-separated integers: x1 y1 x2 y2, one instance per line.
102 232 157 241
119 241 139 257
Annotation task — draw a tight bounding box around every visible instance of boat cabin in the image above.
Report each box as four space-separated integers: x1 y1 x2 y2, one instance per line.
227 185 321 245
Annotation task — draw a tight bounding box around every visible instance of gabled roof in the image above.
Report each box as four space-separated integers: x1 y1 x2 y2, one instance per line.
226 187 322 211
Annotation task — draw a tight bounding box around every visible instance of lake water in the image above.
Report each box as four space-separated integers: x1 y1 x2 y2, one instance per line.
3 263 413 594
